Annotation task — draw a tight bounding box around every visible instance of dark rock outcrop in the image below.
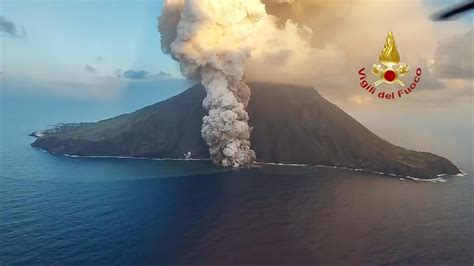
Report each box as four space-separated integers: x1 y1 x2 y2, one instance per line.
31 82 460 178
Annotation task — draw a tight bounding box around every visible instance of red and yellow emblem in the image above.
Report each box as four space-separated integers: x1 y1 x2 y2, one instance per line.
372 30 409 86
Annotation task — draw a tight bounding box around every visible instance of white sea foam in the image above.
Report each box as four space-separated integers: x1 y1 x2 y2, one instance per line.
404 176 447 183
456 170 468 177
257 161 452 182
33 147 458 182
258 162 310 167
33 130 45 137
33 148 209 162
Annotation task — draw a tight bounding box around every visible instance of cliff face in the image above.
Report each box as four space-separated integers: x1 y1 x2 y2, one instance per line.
31 82 460 178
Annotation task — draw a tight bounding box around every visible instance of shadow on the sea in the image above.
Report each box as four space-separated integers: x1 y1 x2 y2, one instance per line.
3 163 471 265
95 165 339 264
100 171 232 265
113 165 402 264
176 166 340 264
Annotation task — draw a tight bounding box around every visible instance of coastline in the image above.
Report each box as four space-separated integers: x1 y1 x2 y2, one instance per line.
32 147 466 182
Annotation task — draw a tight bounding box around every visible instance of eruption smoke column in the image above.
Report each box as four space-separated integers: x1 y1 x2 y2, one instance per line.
158 0 265 167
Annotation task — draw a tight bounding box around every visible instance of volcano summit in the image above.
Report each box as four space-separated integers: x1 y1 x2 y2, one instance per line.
31 82 460 179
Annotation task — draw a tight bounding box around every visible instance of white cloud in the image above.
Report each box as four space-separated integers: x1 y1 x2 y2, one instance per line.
244 0 471 108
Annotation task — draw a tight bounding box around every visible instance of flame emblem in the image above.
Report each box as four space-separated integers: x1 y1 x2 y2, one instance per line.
372 30 409 86
379 30 400 67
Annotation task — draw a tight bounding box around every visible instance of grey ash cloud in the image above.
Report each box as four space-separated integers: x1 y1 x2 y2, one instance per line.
117 69 172 79
432 28 473 80
263 49 294 65
157 0 183 54
0 16 26 38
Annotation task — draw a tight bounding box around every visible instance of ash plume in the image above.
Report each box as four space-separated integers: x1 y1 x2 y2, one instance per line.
158 0 265 167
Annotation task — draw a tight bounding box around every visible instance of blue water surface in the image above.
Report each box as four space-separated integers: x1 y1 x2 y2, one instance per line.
1 80 472 265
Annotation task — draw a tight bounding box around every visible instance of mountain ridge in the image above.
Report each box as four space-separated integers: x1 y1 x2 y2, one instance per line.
31 82 460 178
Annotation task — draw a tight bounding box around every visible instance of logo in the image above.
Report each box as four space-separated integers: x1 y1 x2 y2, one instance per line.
372 30 409 86
358 30 422 100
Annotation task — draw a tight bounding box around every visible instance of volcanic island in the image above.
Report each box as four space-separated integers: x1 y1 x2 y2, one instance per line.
30 82 460 179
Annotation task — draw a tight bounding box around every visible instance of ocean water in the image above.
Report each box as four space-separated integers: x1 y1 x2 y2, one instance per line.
1 82 472 265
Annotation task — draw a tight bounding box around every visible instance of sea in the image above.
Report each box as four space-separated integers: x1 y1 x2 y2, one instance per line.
1 79 472 265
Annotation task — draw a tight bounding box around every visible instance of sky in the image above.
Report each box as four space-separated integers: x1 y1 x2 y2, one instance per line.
1 0 470 84
1 0 180 78
1 0 472 164
1 0 186 101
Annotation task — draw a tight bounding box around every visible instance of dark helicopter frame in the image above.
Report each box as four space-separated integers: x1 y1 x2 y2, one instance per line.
432 0 473 20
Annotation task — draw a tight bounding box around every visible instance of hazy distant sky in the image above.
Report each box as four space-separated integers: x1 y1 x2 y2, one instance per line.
1 0 180 81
